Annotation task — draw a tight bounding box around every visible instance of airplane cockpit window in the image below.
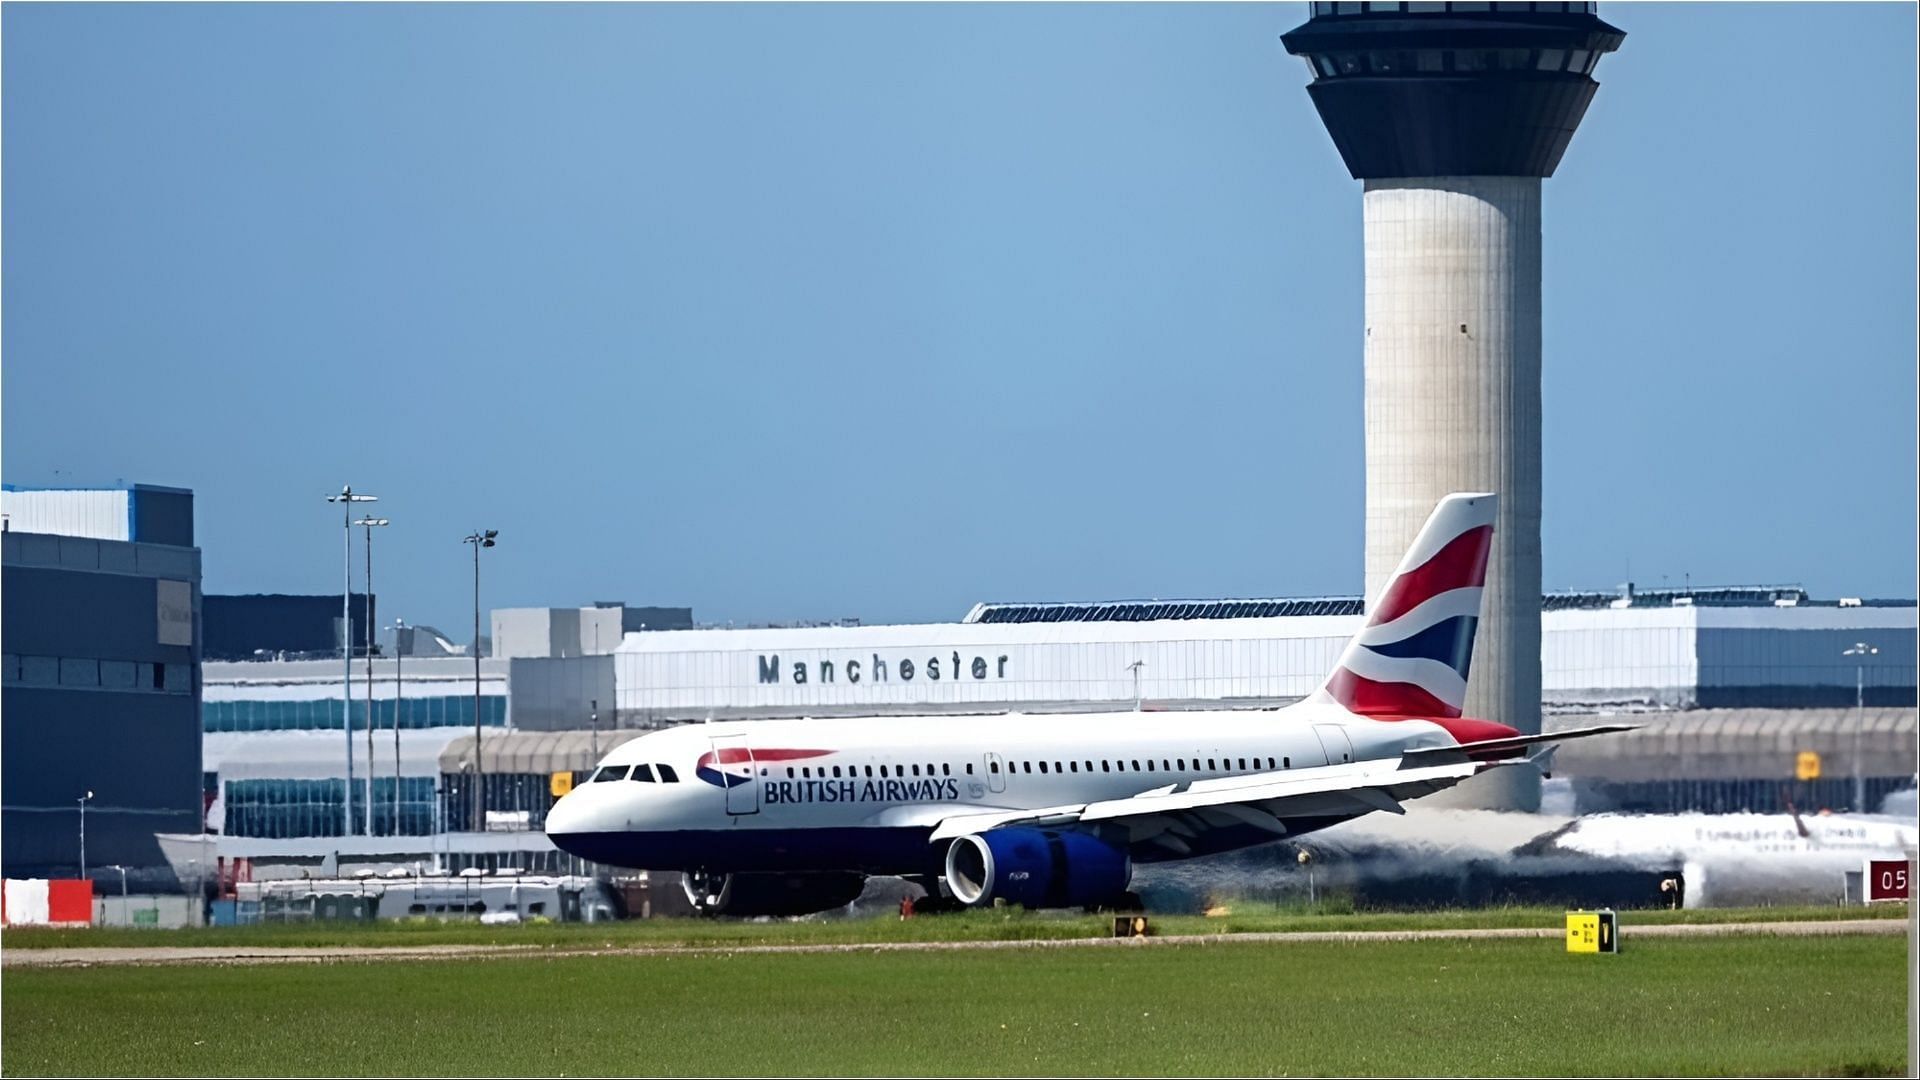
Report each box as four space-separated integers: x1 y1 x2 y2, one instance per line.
592 764 629 782
657 764 680 783
632 764 657 783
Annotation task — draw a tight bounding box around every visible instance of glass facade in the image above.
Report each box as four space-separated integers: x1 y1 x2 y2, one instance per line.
203 694 506 733
225 776 438 838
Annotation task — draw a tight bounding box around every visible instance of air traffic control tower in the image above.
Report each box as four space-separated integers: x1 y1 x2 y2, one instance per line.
1283 3 1624 810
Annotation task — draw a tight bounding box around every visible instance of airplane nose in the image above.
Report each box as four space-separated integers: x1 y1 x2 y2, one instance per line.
545 792 587 843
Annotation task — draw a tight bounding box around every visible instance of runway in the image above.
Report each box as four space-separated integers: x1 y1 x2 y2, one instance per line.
5 917 1903 968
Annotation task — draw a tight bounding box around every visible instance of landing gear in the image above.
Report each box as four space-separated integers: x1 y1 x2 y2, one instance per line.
681 870 733 916
679 870 868 917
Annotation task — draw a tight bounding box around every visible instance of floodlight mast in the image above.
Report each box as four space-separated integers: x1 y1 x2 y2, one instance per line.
327 486 378 834
463 530 498 831
355 515 389 835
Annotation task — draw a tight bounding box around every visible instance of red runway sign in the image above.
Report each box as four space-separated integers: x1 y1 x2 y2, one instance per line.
1863 859 1911 903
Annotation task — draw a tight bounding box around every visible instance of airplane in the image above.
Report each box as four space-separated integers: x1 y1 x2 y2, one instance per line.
546 492 1634 916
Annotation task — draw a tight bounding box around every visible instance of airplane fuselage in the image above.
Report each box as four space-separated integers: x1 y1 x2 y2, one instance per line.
546 703 1461 876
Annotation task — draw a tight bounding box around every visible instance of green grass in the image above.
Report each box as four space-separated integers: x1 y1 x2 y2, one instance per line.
1 902 1904 953
2 936 1907 1076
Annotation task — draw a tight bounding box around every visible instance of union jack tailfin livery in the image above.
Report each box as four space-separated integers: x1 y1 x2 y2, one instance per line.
1319 492 1496 719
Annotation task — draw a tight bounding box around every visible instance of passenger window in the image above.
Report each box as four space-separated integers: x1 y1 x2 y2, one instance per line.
1177 759 1186 770
1084 761 1093 772
865 765 874 777
1161 760 1170 771
1023 762 1032 774
988 761 998 774
1130 760 1141 771
1284 757 1291 769
942 764 951 776
1208 759 1217 770
880 765 889 777
1039 761 1049 774
786 768 795 779
632 764 656 782
658 764 679 783
1069 762 1078 773
926 763 935 775
1238 758 1247 770
966 763 975 775
911 764 921 777
1145 760 1155 773
832 766 842 778
1102 761 1111 773
803 767 812 778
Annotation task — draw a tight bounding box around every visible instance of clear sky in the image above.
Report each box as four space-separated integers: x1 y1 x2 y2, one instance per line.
5 3 1915 636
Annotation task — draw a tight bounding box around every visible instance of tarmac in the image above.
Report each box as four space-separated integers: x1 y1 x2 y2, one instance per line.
3 917 1904 968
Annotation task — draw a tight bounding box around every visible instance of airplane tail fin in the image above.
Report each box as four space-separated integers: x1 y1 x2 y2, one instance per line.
1317 492 1496 719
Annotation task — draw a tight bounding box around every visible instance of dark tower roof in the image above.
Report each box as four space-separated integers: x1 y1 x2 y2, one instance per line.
1281 2 1625 179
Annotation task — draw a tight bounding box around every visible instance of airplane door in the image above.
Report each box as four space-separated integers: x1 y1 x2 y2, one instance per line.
710 734 759 816
984 752 1007 794
1313 725 1354 766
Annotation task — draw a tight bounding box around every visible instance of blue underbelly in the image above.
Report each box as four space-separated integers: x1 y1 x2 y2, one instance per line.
551 826 940 875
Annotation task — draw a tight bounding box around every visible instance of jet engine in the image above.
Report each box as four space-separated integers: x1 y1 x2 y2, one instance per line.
680 870 867 917
944 828 1131 909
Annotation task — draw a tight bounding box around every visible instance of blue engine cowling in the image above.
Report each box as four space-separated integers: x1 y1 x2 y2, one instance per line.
944 828 1131 909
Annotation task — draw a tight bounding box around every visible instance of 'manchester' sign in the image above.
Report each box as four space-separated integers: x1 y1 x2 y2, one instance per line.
757 652 1010 686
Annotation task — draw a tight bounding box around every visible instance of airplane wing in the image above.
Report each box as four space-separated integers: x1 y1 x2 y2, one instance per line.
928 724 1635 858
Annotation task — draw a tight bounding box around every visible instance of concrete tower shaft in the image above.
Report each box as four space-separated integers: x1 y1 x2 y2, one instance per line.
1365 176 1541 809
1283 3 1623 810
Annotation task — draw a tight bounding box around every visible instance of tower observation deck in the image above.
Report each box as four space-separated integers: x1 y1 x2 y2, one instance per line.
1282 2 1624 811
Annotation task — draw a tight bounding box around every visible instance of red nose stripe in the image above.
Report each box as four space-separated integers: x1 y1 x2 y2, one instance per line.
1370 524 1493 625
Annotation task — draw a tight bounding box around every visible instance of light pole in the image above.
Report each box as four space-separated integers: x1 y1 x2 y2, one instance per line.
590 698 599 761
110 864 128 923
462 529 498 832
77 790 93 880
327 485 378 835
393 617 406 835
1844 642 1878 812
356 514 389 836
1127 661 1145 712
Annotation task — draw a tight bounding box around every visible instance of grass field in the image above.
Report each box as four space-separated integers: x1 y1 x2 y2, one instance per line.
2 934 1908 1076
2 902 1904 952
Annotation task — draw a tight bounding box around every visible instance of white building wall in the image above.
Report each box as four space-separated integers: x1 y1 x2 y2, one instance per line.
1 489 132 541
605 606 1915 721
614 618 1357 717
1540 607 1701 707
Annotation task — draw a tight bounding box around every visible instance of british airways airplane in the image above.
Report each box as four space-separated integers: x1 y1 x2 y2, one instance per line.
546 493 1630 916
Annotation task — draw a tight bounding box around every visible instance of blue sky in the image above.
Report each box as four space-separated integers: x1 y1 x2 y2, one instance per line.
5 3 1914 635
